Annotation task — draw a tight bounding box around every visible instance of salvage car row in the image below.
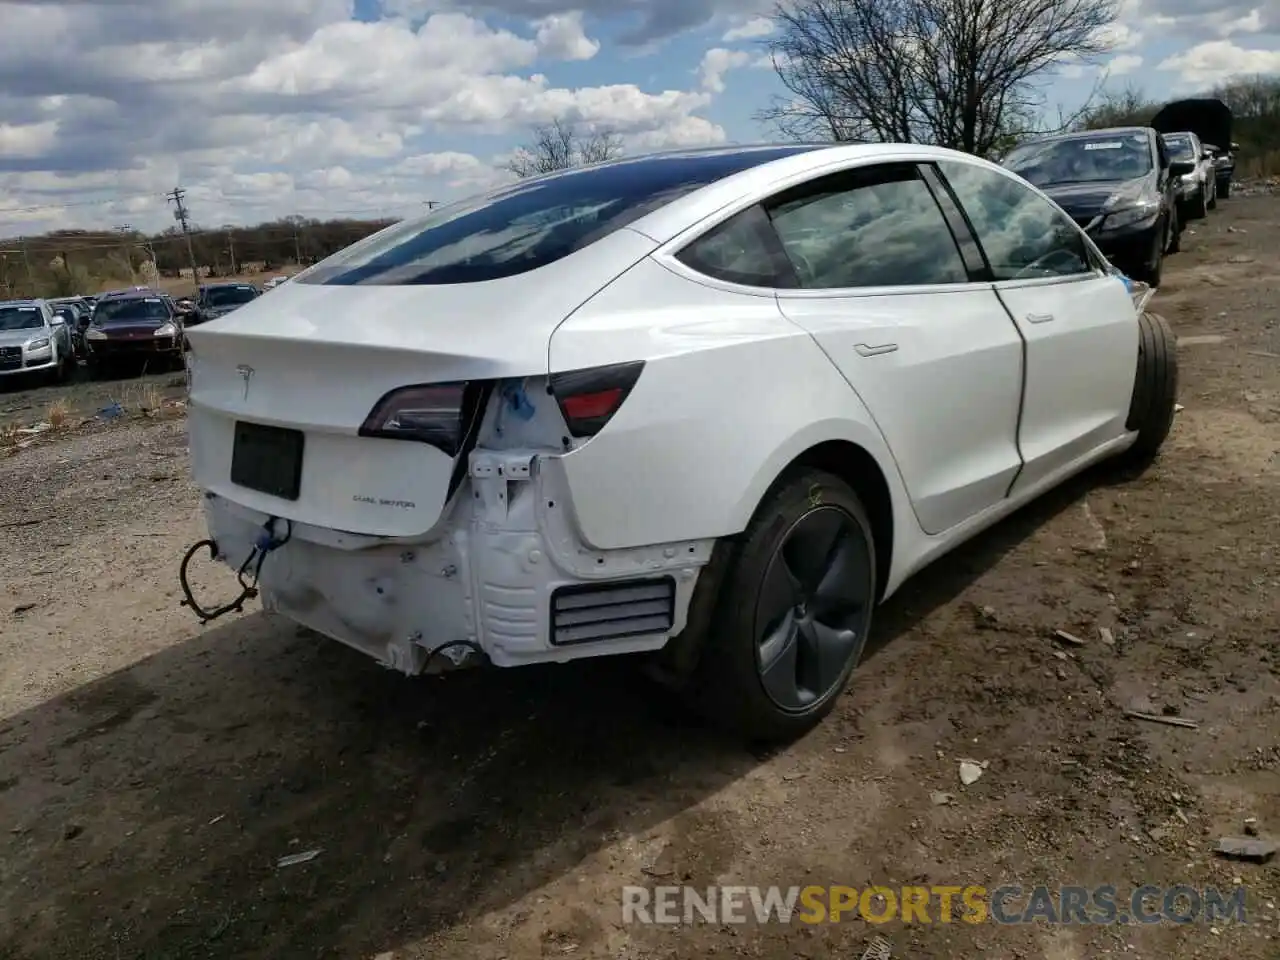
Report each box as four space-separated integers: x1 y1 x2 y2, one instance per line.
0 282 264 385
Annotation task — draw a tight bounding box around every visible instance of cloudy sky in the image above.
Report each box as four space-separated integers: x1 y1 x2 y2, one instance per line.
0 0 1276 237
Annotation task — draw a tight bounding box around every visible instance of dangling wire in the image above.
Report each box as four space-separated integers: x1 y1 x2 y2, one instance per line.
179 516 292 624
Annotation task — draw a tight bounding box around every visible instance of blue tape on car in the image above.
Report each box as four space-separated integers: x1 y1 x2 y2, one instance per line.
503 381 536 421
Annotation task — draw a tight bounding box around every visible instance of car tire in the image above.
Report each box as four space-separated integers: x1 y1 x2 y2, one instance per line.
1166 208 1181 254
1218 178 1232 200
1207 180 1218 210
1194 187 1209 220
1130 233 1164 287
1119 311 1178 471
689 468 878 743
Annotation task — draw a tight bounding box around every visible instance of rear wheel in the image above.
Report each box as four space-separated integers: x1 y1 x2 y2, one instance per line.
691 469 877 743
1218 178 1232 200
1207 179 1218 210
1193 186 1209 220
1118 311 1178 471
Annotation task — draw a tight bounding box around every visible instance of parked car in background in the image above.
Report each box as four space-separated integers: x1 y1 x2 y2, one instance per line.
195 282 260 324
1152 97 1237 200
0 298 74 383
1001 126 1185 286
85 288 185 376
1159 131 1216 220
48 298 91 357
185 143 1179 742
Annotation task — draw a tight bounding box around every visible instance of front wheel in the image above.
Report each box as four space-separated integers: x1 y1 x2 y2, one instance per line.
691 469 878 743
1118 311 1178 471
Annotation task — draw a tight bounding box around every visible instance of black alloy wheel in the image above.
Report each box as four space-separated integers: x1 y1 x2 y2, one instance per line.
754 506 874 712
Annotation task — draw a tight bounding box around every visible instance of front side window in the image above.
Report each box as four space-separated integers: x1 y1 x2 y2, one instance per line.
0 307 44 330
765 165 969 289
296 146 823 286
939 161 1093 282
1004 132 1154 187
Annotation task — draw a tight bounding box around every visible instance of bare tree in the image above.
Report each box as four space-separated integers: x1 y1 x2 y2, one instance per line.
758 0 1120 157
506 119 624 178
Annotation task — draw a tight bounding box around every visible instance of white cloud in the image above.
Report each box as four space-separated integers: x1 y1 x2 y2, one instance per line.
532 11 601 60
0 3 730 235
722 16 776 42
698 47 753 93
1157 39 1280 85
1107 54 1144 76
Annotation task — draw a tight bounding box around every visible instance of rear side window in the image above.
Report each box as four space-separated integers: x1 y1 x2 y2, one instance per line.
674 205 798 288
297 147 823 287
766 164 969 289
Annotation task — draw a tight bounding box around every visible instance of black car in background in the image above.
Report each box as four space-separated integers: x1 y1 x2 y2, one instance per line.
1002 126 1188 286
84 288 185 376
1152 97 1237 200
194 282 260 324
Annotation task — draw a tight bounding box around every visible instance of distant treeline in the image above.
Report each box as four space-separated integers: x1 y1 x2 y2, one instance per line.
0 214 398 299
1077 74 1280 177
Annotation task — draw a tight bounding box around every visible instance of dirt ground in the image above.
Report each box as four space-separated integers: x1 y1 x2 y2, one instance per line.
1 196 1278 960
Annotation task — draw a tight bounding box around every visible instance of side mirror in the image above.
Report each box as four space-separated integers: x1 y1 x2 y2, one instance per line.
1169 159 1196 177
50 315 67 327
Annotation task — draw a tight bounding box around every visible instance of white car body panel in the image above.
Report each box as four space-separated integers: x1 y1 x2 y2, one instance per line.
186 228 657 539
547 256 912 552
774 285 1024 535
183 142 1149 676
996 274 1139 495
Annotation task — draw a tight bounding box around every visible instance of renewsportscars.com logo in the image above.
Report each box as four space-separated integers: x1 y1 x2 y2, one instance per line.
622 884 1248 926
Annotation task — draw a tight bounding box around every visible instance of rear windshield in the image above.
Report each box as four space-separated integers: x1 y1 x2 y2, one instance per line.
204 286 257 306
0 306 43 330
296 147 821 286
94 298 170 324
1004 132 1153 186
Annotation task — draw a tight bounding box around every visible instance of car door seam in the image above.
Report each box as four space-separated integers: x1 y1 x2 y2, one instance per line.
992 285 1030 499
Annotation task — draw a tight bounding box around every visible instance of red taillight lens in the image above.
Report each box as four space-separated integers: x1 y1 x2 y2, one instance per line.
549 361 644 437
359 382 476 456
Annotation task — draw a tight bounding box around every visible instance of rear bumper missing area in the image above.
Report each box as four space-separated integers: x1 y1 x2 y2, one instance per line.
200 450 712 674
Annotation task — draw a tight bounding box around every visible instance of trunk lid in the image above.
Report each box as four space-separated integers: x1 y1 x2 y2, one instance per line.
186 228 655 538
1151 98 1233 152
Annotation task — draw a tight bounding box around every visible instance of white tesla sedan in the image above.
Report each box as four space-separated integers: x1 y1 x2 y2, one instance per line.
183 143 1178 742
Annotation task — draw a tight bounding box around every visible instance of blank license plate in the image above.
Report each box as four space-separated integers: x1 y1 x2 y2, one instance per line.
230 421 304 500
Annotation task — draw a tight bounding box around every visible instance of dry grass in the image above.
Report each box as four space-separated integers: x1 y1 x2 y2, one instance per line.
46 398 70 429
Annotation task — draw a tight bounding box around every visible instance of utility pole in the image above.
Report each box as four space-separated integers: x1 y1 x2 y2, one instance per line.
226 230 237 275
166 187 200 285
18 237 34 293
117 224 136 282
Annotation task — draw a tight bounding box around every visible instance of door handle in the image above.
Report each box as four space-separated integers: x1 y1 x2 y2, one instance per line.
1026 313 1055 324
854 342 898 357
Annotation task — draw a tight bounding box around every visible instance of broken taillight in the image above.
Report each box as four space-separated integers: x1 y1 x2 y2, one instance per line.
548 360 645 437
359 382 486 456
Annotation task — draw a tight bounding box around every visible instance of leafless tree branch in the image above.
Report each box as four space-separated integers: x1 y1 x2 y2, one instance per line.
506 119 624 178
756 0 1120 156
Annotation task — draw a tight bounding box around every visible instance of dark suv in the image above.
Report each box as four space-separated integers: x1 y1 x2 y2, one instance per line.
84 287 185 375
195 282 260 324
1002 126 1187 286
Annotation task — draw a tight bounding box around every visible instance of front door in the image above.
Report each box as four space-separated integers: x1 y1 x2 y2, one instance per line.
936 160 1139 495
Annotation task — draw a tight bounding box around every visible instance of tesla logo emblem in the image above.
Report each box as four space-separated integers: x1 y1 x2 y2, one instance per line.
236 364 253 400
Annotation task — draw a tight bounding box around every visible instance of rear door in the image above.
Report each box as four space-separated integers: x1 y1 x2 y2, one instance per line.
768 162 1025 535
935 159 1138 495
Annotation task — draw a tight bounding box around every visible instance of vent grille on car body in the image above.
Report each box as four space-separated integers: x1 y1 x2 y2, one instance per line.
549 577 677 646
